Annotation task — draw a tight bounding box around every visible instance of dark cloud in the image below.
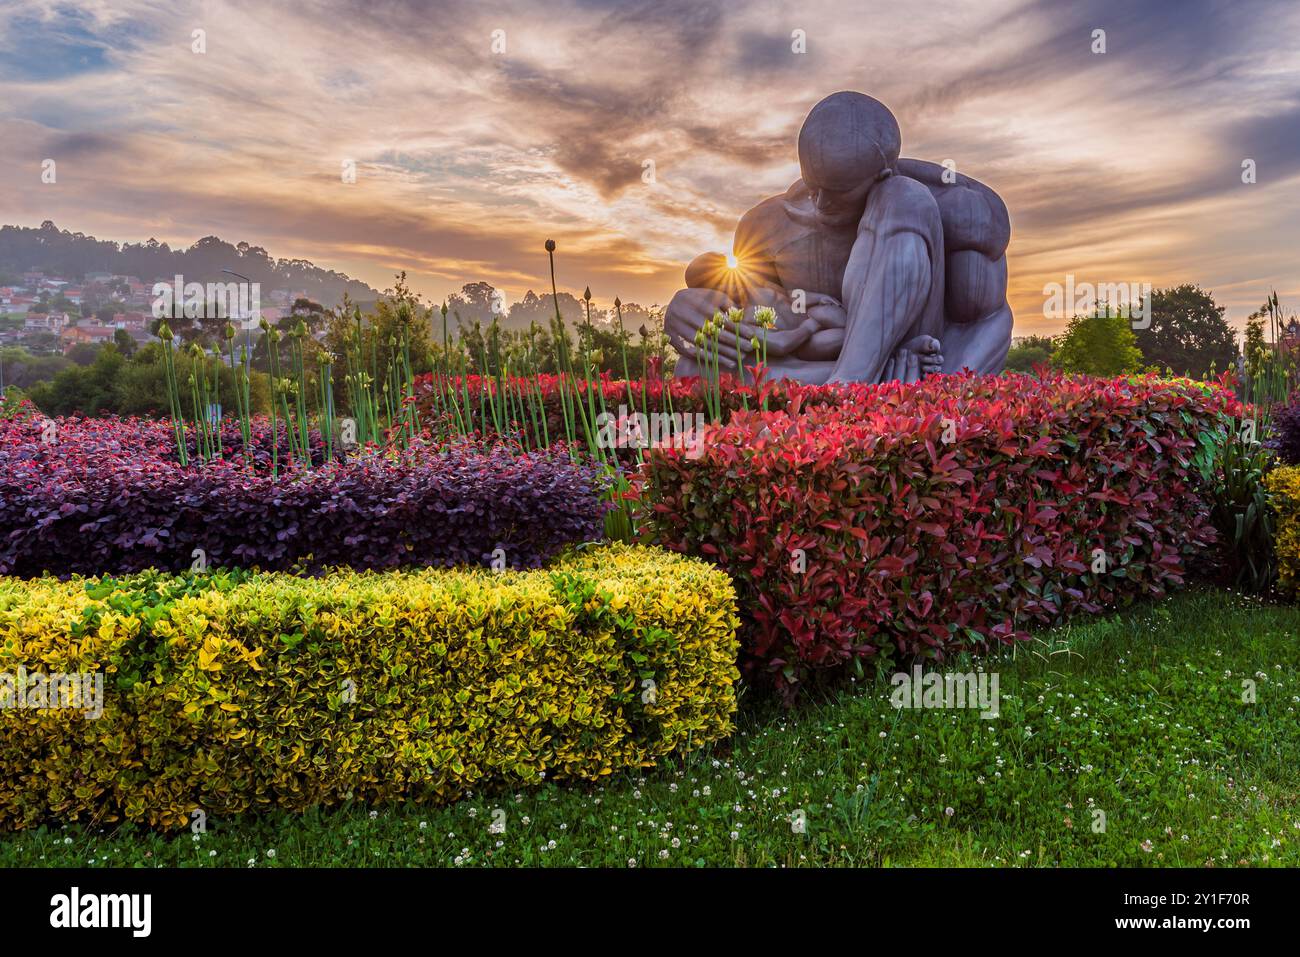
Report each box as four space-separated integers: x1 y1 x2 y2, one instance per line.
899 0 1287 117
1223 101 1300 187
40 130 121 160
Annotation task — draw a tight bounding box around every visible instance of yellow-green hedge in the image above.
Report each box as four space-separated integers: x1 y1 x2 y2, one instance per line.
1266 465 1300 598
0 544 739 829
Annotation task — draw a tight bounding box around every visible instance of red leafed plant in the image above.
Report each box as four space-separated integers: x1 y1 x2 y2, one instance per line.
637 371 1241 696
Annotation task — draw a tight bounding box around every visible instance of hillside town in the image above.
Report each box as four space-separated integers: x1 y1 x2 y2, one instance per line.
0 268 316 355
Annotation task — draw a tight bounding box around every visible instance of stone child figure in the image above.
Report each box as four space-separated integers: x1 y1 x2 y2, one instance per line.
666 91 1012 384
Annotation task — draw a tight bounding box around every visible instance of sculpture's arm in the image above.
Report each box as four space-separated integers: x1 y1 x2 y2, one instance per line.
896 157 1010 256
896 160 1012 375
795 328 846 361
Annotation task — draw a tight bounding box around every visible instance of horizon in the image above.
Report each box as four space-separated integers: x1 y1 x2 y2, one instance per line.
3 0 1299 333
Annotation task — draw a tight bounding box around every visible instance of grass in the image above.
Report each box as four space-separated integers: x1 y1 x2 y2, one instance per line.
1 587 1297 868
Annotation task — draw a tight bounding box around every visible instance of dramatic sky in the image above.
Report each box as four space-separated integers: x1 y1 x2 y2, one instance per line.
2 0 1298 334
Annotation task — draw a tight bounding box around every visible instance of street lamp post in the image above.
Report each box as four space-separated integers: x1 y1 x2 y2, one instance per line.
222 269 254 363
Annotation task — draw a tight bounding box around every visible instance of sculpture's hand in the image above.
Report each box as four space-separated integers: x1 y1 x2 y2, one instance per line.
880 335 943 384
748 285 790 309
665 287 734 362
747 284 812 333
805 293 847 331
721 315 816 362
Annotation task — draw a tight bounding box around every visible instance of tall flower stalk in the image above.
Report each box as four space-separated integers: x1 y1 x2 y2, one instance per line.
752 305 777 411
158 322 187 466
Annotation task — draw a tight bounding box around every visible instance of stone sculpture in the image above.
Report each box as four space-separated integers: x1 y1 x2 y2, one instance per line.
665 91 1013 384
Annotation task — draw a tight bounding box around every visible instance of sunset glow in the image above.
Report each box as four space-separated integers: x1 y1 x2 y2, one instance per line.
1 0 1297 333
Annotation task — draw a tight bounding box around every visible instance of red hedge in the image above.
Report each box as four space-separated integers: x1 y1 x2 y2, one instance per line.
637 372 1239 694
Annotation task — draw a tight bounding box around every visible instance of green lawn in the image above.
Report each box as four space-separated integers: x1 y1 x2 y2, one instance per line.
2 587 1296 868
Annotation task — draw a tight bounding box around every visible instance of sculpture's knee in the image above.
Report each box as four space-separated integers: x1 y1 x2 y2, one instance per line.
945 250 1007 326
937 186 1010 257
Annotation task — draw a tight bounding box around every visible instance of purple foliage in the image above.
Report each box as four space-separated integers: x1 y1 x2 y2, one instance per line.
0 417 610 576
1266 396 1300 465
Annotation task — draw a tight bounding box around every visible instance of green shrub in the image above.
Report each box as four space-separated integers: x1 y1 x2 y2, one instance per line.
0 544 739 829
1265 465 1300 598
1194 416 1277 592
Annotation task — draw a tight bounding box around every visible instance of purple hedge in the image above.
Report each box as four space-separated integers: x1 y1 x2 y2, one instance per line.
0 416 610 576
1266 394 1300 465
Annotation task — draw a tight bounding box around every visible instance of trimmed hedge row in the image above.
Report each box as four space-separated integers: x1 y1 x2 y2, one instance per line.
1267 396 1300 465
0 416 610 576
639 372 1240 693
0 544 739 829
1266 465 1300 597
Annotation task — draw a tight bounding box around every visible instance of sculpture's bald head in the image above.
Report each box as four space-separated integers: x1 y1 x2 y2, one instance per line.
797 92 901 227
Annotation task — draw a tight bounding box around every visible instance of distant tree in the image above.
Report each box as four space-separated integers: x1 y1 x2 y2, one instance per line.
0 221 378 312
112 345 271 417
506 289 588 330
1052 308 1144 376
0 347 70 389
1244 307 1268 381
611 301 656 334
368 273 433 373
1004 334 1056 374
289 297 327 334
322 274 435 399
1133 284 1237 379
20 332 61 356
150 297 227 348
65 343 101 366
29 344 125 416
446 282 504 331
113 329 136 357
